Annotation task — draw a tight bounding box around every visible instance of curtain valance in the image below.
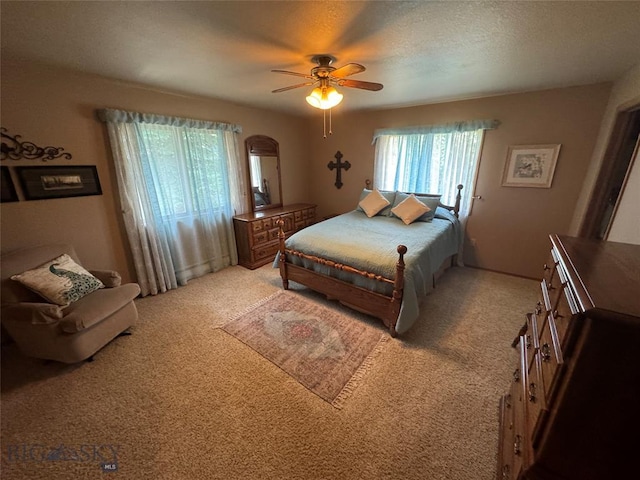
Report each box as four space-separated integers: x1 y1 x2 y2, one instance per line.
372 119 500 143
97 108 242 133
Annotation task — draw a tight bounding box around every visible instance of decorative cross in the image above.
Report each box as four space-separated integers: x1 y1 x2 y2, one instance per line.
327 151 351 189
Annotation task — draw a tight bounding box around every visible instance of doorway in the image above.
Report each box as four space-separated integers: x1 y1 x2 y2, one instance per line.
580 106 640 239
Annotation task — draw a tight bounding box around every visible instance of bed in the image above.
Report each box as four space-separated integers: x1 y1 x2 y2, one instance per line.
275 183 463 337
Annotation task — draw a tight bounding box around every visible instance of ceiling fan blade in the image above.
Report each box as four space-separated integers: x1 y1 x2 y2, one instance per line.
271 69 315 80
272 82 315 93
330 63 365 78
337 79 384 91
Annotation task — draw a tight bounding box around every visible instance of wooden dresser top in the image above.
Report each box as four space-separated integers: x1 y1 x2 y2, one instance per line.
233 203 316 222
552 234 640 318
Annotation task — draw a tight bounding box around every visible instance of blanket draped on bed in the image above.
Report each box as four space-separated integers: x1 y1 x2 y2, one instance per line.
275 208 462 334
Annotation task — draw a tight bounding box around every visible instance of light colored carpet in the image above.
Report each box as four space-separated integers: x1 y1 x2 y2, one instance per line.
1 264 537 480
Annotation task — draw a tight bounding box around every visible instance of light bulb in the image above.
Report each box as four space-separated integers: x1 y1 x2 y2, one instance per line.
306 86 343 110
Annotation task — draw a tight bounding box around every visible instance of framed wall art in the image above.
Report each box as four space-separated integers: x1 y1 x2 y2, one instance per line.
501 144 561 188
1 166 19 202
16 165 102 201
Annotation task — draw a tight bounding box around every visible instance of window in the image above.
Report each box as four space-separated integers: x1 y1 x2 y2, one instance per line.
136 123 232 219
373 120 499 218
99 109 244 296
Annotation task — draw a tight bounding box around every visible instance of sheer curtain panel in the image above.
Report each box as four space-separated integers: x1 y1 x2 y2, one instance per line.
373 119 500 219
98 108 245 296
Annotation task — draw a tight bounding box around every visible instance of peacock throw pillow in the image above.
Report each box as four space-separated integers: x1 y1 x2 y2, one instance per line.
11 254 105 306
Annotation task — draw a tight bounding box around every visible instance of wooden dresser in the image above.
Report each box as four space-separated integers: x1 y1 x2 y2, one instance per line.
497 234 640 480
233 203 316 269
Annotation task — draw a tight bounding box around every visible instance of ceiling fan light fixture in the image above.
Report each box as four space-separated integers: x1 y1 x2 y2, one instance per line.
306 86 343 110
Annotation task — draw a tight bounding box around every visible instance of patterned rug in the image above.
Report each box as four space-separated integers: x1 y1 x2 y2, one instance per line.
221 290 388 408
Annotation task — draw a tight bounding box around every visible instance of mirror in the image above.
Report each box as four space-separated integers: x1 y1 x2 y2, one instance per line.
245 135 283 211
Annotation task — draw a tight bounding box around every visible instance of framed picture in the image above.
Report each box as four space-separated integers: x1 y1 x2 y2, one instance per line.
1 166 19 202
16 165 102 201
502 144 561 188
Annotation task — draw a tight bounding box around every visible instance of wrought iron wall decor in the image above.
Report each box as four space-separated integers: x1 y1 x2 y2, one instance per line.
1 127 72 161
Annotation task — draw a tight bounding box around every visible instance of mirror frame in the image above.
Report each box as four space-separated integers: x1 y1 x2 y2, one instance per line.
245 135 283 212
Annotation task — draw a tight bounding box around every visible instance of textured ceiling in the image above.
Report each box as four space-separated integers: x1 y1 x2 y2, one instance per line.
2 1 640 116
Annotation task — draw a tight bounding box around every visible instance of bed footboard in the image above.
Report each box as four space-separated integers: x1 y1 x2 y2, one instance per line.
277 219 406 337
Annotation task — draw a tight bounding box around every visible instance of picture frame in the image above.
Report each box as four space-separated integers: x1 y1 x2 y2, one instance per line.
501 144 561 188
16 165 102 201
1 166 19 202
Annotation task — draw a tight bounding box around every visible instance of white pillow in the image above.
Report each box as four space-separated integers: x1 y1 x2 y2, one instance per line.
358 189 391 217
390 194 431 225
11 254 104 306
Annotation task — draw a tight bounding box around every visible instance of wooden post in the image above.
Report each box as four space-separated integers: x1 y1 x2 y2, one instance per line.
389 244 407 337
277 219 289 289
453 184 463 218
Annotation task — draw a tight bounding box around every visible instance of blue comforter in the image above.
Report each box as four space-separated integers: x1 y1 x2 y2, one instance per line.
274 207 462 333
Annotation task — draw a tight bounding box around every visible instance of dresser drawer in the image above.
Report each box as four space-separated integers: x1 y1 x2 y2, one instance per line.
252 242 279 262
253 230 268 245
498 393 515 480
526 352 546 448
251 220 264 233
280 213 294 232
261 217 273 230
524 313 539 371
543 250 560 290
511 339 530 476
538 317 563 403
268 227 279 241
549 259 570 312
552 286 578 349
539 280 553 314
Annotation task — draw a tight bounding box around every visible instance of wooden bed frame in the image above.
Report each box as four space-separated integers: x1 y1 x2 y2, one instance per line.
277 183 463 337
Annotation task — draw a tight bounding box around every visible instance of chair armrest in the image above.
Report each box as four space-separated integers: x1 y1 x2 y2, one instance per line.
89 269 122 288
2 303 63 325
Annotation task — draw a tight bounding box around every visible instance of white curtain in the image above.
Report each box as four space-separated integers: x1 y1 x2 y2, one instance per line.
99 108 246 296
373 119 499 220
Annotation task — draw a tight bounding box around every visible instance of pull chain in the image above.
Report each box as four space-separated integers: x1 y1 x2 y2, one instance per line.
322 109 334 139
329 108 333 136
323 109 327 139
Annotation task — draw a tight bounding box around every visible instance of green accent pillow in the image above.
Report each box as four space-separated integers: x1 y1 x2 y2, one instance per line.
11 254 105 306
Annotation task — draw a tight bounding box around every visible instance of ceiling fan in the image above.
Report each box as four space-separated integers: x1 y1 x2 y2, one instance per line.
271 55 383 110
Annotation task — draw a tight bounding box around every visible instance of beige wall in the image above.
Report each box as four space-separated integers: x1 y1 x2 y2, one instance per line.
306 84 611 278
0 60 310 283
1 59 613 282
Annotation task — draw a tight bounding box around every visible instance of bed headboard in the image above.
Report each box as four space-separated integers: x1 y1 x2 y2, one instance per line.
364 180 463 218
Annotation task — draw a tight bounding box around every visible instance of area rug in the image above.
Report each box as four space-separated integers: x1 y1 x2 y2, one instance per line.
221 290 388 408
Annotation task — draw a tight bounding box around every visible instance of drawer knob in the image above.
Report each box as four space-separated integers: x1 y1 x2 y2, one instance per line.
535 302 543 315
502 464 510 479
514 435 522 455
541 343 551 362
528 382 537 402
553 309 563 319
513 368 520 382
505 394 512 409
